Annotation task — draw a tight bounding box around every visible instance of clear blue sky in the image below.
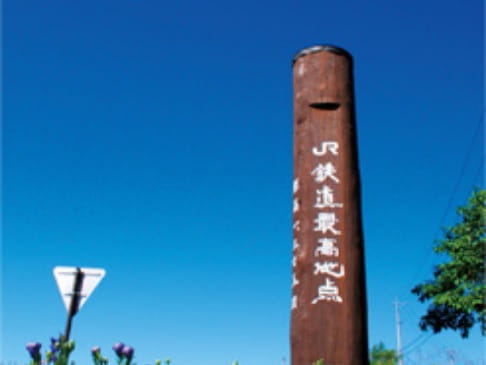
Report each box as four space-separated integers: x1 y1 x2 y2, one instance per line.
2 0 484 364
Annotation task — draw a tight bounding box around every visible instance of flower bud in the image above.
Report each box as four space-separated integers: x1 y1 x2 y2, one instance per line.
26 342 42 358
112 342 124 357
121 345 134 360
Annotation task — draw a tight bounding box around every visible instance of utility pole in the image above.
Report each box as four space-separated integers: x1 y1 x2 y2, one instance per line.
394 298 404 365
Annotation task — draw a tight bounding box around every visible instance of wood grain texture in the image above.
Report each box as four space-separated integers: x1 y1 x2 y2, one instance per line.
291 46 369 365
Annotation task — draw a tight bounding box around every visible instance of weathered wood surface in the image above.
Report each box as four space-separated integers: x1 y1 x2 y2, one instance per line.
291 45 369 365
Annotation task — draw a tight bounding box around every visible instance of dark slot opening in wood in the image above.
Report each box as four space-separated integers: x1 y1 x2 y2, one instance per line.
309 102 340 110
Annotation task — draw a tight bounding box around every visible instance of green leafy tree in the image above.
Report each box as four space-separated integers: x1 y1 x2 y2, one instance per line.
369 342 396 365
412 188 486 338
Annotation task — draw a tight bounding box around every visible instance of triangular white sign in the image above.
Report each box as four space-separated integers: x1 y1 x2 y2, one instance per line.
53 266 106 313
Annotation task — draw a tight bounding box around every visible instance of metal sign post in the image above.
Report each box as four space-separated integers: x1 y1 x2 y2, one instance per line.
64 268 84 340
291 45 369 365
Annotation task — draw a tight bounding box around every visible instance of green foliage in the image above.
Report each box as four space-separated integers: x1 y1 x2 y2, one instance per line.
369 342 396 365
91 346 108 365
312 359 324 365
412 188 486 338
55 337 76 365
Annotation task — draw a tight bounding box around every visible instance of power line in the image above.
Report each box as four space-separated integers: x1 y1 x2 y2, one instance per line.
400 109 484 295
472 159 484 187
394 110 484 362
401 302 419 326
401 333 435 357
401 300 423 322
474 166 484 185
401 332 430 352
437 111 483 223
397 300 435 355
399 304 431 353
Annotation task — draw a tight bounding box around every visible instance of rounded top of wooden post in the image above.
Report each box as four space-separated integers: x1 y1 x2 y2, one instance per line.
292 45 353 66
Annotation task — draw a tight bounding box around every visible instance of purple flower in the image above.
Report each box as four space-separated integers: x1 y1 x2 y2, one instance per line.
26 342 42 358
91 346 101 354
50 337 60 353
112 342 124 356
121 345 134 360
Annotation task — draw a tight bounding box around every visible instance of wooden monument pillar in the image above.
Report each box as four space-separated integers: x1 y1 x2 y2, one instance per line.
291 45 369 365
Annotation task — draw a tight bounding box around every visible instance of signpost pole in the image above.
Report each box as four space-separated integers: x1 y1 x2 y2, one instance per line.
63 268 85 341
290 45 369 365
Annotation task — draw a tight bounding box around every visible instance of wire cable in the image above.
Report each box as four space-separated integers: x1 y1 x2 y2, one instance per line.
401 332 430 352
400 109 484 295
401 333 435 357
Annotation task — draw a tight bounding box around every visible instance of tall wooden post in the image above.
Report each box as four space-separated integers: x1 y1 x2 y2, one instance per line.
291 45 369 365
